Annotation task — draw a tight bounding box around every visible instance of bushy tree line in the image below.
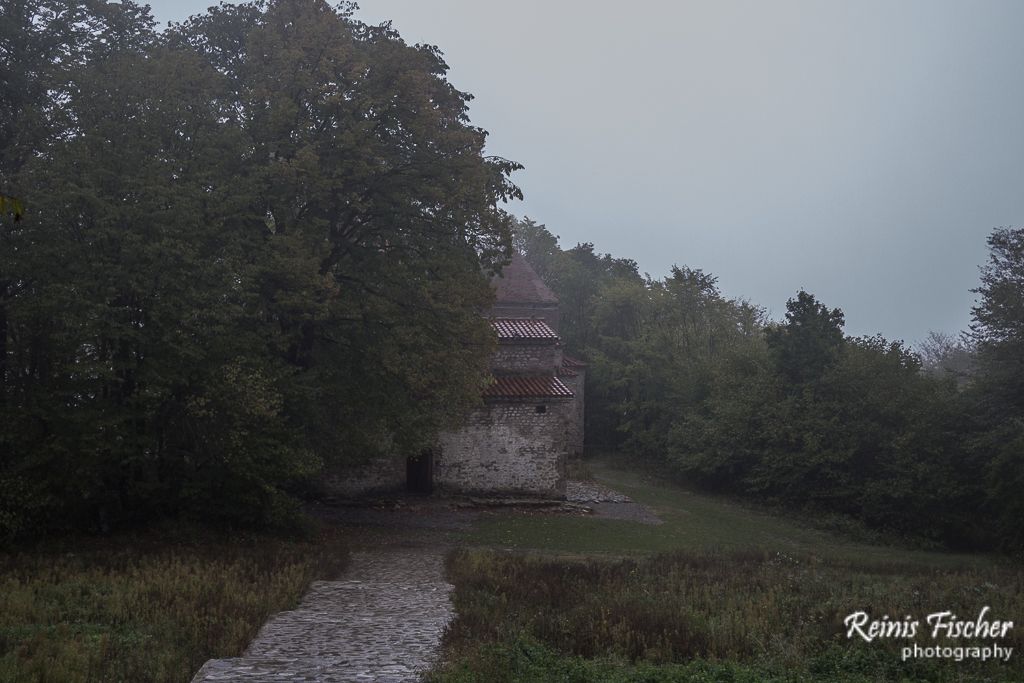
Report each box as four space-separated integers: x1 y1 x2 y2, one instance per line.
518 218 1023 550
0 0 518 537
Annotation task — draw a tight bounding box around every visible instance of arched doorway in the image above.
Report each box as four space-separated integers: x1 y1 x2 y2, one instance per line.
406 449 433 494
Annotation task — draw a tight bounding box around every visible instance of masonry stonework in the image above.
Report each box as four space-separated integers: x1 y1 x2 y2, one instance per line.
323 455 405 498
560 369 585 456
331 253 582 500
436 400 571 497
491 344 562 375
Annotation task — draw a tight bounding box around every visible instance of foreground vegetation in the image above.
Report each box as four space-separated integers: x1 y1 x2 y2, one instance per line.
437 464 1022 682
0 528 347 682
432 550 1022 682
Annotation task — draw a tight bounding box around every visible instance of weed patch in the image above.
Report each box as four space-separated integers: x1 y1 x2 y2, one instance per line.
0 527 347 682
434 548 1023 682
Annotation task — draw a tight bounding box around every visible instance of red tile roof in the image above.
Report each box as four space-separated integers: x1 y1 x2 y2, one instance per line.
492 253 558 305
562 354 587 368
491 318 559 341
483 376 574 399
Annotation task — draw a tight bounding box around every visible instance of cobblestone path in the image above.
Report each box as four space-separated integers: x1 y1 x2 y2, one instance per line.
192 546 452 683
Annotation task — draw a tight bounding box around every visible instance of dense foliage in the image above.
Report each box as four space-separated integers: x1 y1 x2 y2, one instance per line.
0 0 518 536
967 227 1024 548
2 1 1019 554
517 218 1023 550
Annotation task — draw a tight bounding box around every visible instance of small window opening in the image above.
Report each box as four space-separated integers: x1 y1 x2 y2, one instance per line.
535 405 547 414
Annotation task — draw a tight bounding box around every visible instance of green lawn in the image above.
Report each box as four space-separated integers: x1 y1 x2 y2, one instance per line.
467 460 993 569
440 458 1022 682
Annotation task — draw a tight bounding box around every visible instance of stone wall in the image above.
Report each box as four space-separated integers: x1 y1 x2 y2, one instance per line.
560 369 585 456
435 400 571 498
323 454 405 498
323 398 572 500
491 343 562 375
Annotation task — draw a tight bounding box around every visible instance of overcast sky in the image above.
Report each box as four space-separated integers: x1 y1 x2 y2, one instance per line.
148 0 1024 344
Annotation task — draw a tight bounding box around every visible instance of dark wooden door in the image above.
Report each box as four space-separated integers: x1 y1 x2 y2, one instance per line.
406 450 433 494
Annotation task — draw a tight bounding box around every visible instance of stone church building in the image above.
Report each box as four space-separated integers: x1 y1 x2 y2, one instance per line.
330 254 584 499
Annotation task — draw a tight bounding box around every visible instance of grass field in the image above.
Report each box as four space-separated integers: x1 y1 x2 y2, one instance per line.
0 526 348 683
436 459 1023 682
3 460 1018 682
468 460 992 568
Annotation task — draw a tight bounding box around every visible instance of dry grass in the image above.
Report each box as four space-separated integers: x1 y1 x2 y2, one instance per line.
0 526 348 682
434 548 1023 681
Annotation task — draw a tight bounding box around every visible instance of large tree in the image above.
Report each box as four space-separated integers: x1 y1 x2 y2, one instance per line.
967 227 1024 548
970 227 1024 412
1 0 520 536
765 290 845 387
0 0 160 535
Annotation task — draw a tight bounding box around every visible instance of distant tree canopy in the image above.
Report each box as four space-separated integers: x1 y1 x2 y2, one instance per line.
918 330 975 384
765 291 845 386
970 227 1024 412
966 226 1024 548
0 0 518 537
515 218 1023 551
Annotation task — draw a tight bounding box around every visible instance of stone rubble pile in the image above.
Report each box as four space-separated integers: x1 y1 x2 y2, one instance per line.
565 480 633 504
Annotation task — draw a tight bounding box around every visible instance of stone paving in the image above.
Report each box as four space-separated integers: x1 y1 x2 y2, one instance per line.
192 480 651 682
191 546 452 683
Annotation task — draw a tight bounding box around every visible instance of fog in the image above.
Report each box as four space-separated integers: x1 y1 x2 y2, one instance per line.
151 0 1024 343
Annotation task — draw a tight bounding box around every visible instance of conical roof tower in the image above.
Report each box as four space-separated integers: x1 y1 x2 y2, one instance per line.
490 253 560 332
